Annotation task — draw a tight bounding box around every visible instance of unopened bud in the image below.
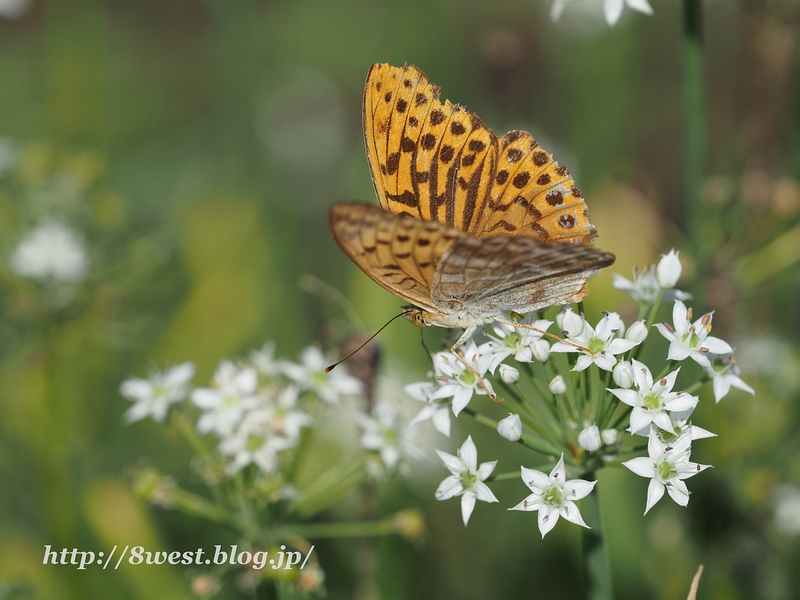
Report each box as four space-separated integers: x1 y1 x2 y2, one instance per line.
613 361 635 388
556 306 583 337
531 339 551 362
625 320 649 343
656 249 682 289
549 375 567 395
497 413 523 441
578 424 602 452
601 429 619 445
499 364 520 384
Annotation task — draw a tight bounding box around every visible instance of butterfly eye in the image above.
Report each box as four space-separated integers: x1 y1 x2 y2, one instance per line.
404 308 428 328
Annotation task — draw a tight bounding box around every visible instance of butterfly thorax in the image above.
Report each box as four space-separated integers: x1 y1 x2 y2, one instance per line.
404 305 502 330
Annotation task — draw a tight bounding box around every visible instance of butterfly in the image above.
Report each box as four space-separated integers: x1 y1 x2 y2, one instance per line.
329 63 614 389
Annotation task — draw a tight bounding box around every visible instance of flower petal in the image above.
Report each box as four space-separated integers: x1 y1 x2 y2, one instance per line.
565 479 596 501
560 500 590 528
538 505 559 538
459 436 478 470
435 475 463 500
622 457 656 478
644 479 665 514
461 491 477 526
475 481 498 503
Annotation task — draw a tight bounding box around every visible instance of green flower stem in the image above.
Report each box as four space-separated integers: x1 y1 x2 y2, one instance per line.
581 474 614 600
290 458 367 518
497 380 559 442
171 409 211 456
684 375 710 395
618 444 648 454
632 290 665 363
486 470 522 482
589 365 601 422
682 0 707 269
655 360 678 380
461 407 562 456
169 487 236 524
606 403 633 432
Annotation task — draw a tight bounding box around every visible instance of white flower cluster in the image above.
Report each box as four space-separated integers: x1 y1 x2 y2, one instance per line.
120 342 363 476
405 249 755 535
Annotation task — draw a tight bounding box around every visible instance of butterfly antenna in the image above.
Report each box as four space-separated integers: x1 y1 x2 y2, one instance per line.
325 311 408 372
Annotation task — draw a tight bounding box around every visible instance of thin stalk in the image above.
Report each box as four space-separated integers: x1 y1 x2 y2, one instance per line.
462 407 562 456
582 475 614 600
682 0 707 271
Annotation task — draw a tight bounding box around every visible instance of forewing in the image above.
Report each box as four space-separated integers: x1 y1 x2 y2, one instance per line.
431 235 615 312
363 63 498 233
329 202 465 311
477 131 595 244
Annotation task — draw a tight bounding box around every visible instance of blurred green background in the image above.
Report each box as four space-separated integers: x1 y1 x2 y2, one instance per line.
1 0 799 598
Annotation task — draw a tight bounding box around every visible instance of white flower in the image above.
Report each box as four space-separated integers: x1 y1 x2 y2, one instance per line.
191 361 261 437
497 414 522 442
217 408 295 474
0 0 29 19
356 402 421 473
551 312 640 372
607 359 697 434
509 454 596 538
406 381 453 437
704 356 755 403
549 375 567 395
250 341 281 379
429 342 493 416
435 436 498 526
120 362 195 423
477 319 552 372
499 364 520 384
622 431 710 514
601 429 619 445
282 346 362 403
655 301 734 369
10 219 90 283
550 0 653 27
774 485 800 535
578 425 602 452
656 250 682 289
633 405 716 442
613 360 635 388
612 259 692 304
264 385 312 442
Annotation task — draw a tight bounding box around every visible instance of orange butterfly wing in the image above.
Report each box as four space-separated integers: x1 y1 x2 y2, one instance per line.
363 63 596 245
364 64 497 234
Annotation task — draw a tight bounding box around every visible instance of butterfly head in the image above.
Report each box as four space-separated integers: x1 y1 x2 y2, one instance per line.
403 306 438 329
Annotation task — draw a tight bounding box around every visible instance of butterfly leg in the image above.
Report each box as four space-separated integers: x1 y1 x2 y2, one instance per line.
494 316 590 354
449 326 501 403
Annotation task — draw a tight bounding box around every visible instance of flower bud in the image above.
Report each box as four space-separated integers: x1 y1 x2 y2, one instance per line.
556 306 583 337
578 424 602 452
549 375 567 395
613 361 634 388
531 339 551 362
499 364 519 384
601 428 619 445
625 320 649 343
497 413 522 441
656 249 682 289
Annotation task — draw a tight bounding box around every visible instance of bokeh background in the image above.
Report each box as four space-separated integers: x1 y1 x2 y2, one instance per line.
1 0 799 598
